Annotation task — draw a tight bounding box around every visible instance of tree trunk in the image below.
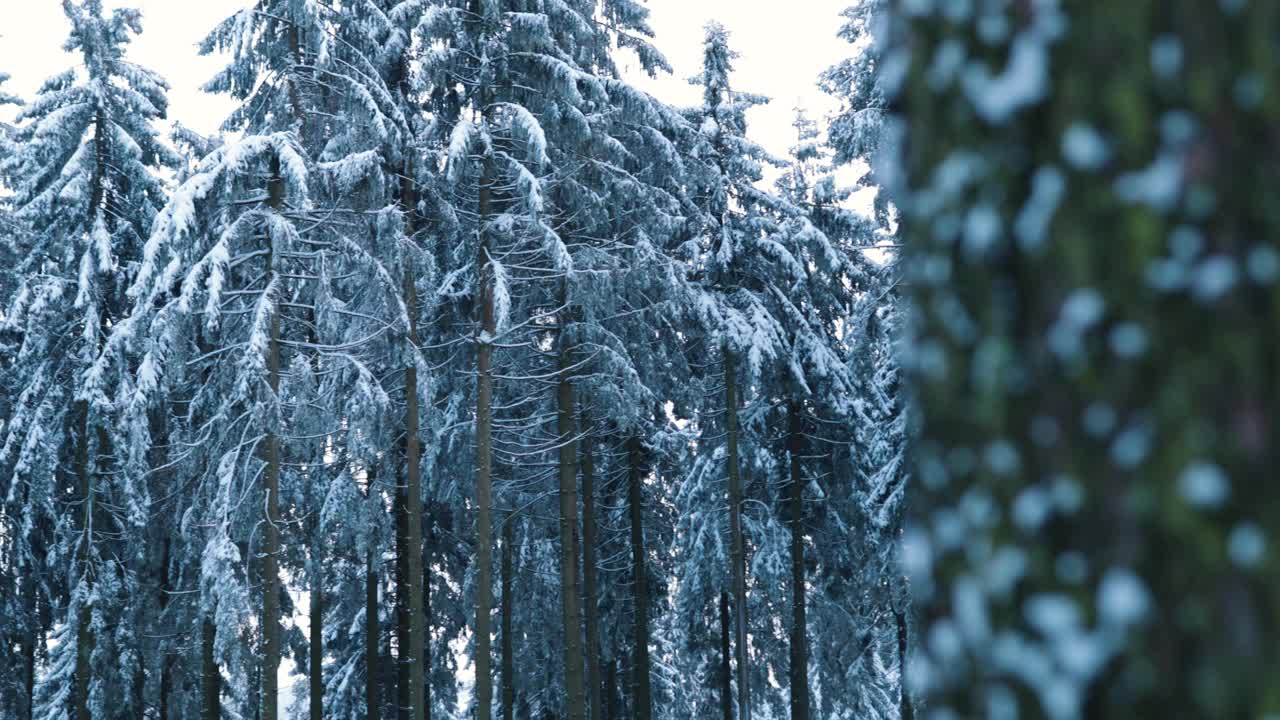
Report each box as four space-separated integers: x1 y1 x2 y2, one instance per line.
154 404 174 720
202 616 221 720
627 436 653 720
618 654 629 718
20 577 35 720
557 314 587 720
159 535 173 720
310 531 324 720
73 110 110 720
501 515 515 720
723 350 750 720
399 167 427 720
580 411 603 720
718 592 733 720
303 311 325 720
896 609 913 720
368 551 380 720
423 503 433 720
74 401 92 720
473 157 496 720
786 401 809 720
261 153 285 720
395 466 409 720
21 634 34 720
603 656 617 720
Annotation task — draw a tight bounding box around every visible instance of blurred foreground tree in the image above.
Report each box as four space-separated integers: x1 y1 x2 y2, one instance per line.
875 0 1280 716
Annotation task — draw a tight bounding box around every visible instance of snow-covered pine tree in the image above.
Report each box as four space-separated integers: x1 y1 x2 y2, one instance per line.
517 7 698 720
114 129 315 720
564 116 698 720
0 68 40 720
676 22 801 720
817 6 918 715
194 5 437 717
0 70 25 717
850 294 909 720
192 9 316 718
0 3 177 717
747 110 852 720
771 106 911 720
0 71 20 311
414 4 647 717
820 0 890 229
298 3 450 717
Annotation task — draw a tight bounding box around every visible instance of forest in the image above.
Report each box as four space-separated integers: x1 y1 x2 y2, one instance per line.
1 1 1277 719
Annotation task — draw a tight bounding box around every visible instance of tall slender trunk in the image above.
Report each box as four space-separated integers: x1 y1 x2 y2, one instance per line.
202 616 221 720
310 525 324 720
261 154 285 720
158 535 173 720
423 503 433 720
501 515 515 720
786 401 809 720
395 467 409 720
724 350 750 720
154 404 174 720
473 157 496 720
896 610 913 720
21 634 35 720
619 653 630 717
368 552 381 720
20 572 36 720
580 411 603 720
132 616 146 720
303 319 324 720
74 112 110 720
718 592 733 720
73 401 92 720
626 436 652 720
557 311 587 720
399 167 427 720
603 656 617 720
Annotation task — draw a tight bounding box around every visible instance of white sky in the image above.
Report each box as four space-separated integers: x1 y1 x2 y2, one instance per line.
0 0 853 158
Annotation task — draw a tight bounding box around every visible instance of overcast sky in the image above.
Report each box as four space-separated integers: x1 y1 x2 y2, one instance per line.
0 0 853 158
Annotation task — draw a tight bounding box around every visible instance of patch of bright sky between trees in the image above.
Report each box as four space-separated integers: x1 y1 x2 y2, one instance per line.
1 0 859 185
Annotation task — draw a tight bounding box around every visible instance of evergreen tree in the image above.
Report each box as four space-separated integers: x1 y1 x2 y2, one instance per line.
418 4 676 718
1 3 176 717
0 67 40 720
678 23 798 720
0 71 20 306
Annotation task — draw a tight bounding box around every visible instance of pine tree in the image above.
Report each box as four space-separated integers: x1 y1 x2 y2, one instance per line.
198 6 330 716
0 71 29 720
681 23 800 720
1 3 176 717
115 127 318 719
418 4 674 717
0 74 44 720
196 5 438 718
0 71 19 308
